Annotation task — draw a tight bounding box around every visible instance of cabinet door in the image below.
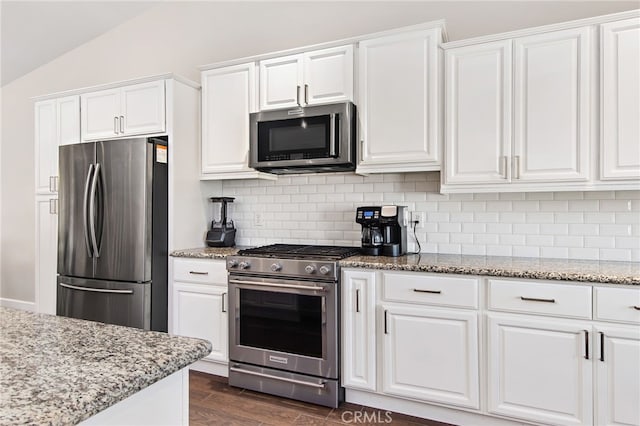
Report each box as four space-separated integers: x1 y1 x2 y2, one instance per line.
444 41 512 185
513 27 592 182
201 63 256 175
35 100 57 194
57 95 80 146
120 80 166 136
304 45 353 106
259 54 303 110
382 305 479 409
601 18 640 180
358 29 441 172
595 325 640 426
81 88 120 141
341 270 376 391
36 196 58 315
487 314 593 425
173 282 228 363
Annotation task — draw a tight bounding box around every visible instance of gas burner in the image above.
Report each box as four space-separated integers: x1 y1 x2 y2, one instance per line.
237 244 360 260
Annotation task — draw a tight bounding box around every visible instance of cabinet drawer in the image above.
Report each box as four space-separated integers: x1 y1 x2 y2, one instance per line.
488 279 592 319
173 258 227 284
381 272 479 309
594 287 640 324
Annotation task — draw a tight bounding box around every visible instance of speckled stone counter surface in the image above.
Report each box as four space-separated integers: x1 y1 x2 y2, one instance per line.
0 307 212 426
340 254 640 285
170 246 246 259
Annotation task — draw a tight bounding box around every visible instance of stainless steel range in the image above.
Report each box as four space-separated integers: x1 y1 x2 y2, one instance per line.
226 244 359 408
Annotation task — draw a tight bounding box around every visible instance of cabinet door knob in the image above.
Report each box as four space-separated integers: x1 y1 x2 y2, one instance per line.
304 84 309 105
119 116 124 133
114 116 119 134
296 85 301 106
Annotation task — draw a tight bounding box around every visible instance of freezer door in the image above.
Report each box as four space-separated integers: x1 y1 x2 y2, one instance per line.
56 276 150 329
93 138 152 282
58 143 96 278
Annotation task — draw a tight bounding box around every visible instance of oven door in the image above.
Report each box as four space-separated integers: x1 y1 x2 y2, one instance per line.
228 275 338 379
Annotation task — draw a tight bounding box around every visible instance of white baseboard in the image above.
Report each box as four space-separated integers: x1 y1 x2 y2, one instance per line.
345 389 533 426
189 360 228 377
0 298 36 311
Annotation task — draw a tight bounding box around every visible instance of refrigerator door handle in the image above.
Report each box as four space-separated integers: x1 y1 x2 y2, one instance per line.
83 164 95 258
89 163 101 258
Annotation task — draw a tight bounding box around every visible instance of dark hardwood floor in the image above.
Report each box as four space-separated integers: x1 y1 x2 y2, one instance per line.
190 371 452 425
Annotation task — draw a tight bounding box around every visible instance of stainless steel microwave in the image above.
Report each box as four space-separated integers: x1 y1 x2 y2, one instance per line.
249 102 356 174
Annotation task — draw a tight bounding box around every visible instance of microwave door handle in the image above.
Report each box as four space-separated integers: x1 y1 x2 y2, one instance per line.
329 113 337 157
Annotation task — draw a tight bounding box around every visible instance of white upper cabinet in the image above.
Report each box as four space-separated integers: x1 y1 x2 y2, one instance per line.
357 28 442 174
35 95 80 194
259 45 353 110
444 40 512 185
600 17 640 180
513 27 591 183
201 63 273 180
81 80 165 141
443 26 592 192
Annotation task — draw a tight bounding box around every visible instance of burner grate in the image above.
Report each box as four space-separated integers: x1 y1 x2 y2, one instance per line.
237 244 360 260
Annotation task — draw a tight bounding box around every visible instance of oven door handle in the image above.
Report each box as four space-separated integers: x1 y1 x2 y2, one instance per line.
229 279 328 293
230 366 326 389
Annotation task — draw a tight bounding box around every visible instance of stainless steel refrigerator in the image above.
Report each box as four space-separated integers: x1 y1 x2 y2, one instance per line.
57 137 168 331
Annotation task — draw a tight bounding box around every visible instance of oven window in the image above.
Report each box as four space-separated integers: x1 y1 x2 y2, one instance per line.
257 115 333 161
239 288 323 358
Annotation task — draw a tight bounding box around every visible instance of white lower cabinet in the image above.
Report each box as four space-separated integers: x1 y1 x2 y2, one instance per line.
172 282 227 363
342 269 640 426
487 313 593 425
595 324 640 426
171 258 228 366
342 269 480 411
382 305 479 409
341 269 376 391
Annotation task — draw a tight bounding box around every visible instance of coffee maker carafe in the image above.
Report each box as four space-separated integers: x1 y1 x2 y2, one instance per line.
206 197 236 247
356 206 407 256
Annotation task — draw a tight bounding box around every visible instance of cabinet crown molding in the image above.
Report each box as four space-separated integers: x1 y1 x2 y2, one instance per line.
32 73 200 102
442 8 639 49
199 19 447 71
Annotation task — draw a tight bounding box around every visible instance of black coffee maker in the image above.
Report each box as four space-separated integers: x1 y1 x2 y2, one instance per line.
356 205 407 257
206 197 236 247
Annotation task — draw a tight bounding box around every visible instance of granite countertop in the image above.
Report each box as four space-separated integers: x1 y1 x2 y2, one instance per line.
170 246 243 259
0 307 212 426
340 254 640 285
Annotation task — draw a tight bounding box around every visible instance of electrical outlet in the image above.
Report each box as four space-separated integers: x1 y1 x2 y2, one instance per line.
411 211 425 228
253 212 264 227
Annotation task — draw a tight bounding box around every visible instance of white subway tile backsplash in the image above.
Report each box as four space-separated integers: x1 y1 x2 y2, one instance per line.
222 172 639 261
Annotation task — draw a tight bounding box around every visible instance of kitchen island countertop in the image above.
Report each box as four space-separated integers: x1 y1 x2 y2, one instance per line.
340 254 640 285
0 307 211 425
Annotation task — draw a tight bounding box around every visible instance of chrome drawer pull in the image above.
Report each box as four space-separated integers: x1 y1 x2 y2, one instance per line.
633 306 640 311
189 271 209 275
520 296 555 303
414 289 441 294
230 366 326 389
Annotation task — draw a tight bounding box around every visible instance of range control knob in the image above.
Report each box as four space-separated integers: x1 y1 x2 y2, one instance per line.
238 261 250 270
304 265 316 274
228 259 238 268
319 265 331 275
270 263 282 272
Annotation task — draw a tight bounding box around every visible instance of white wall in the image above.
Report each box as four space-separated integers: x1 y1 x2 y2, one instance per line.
2 1 638 303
